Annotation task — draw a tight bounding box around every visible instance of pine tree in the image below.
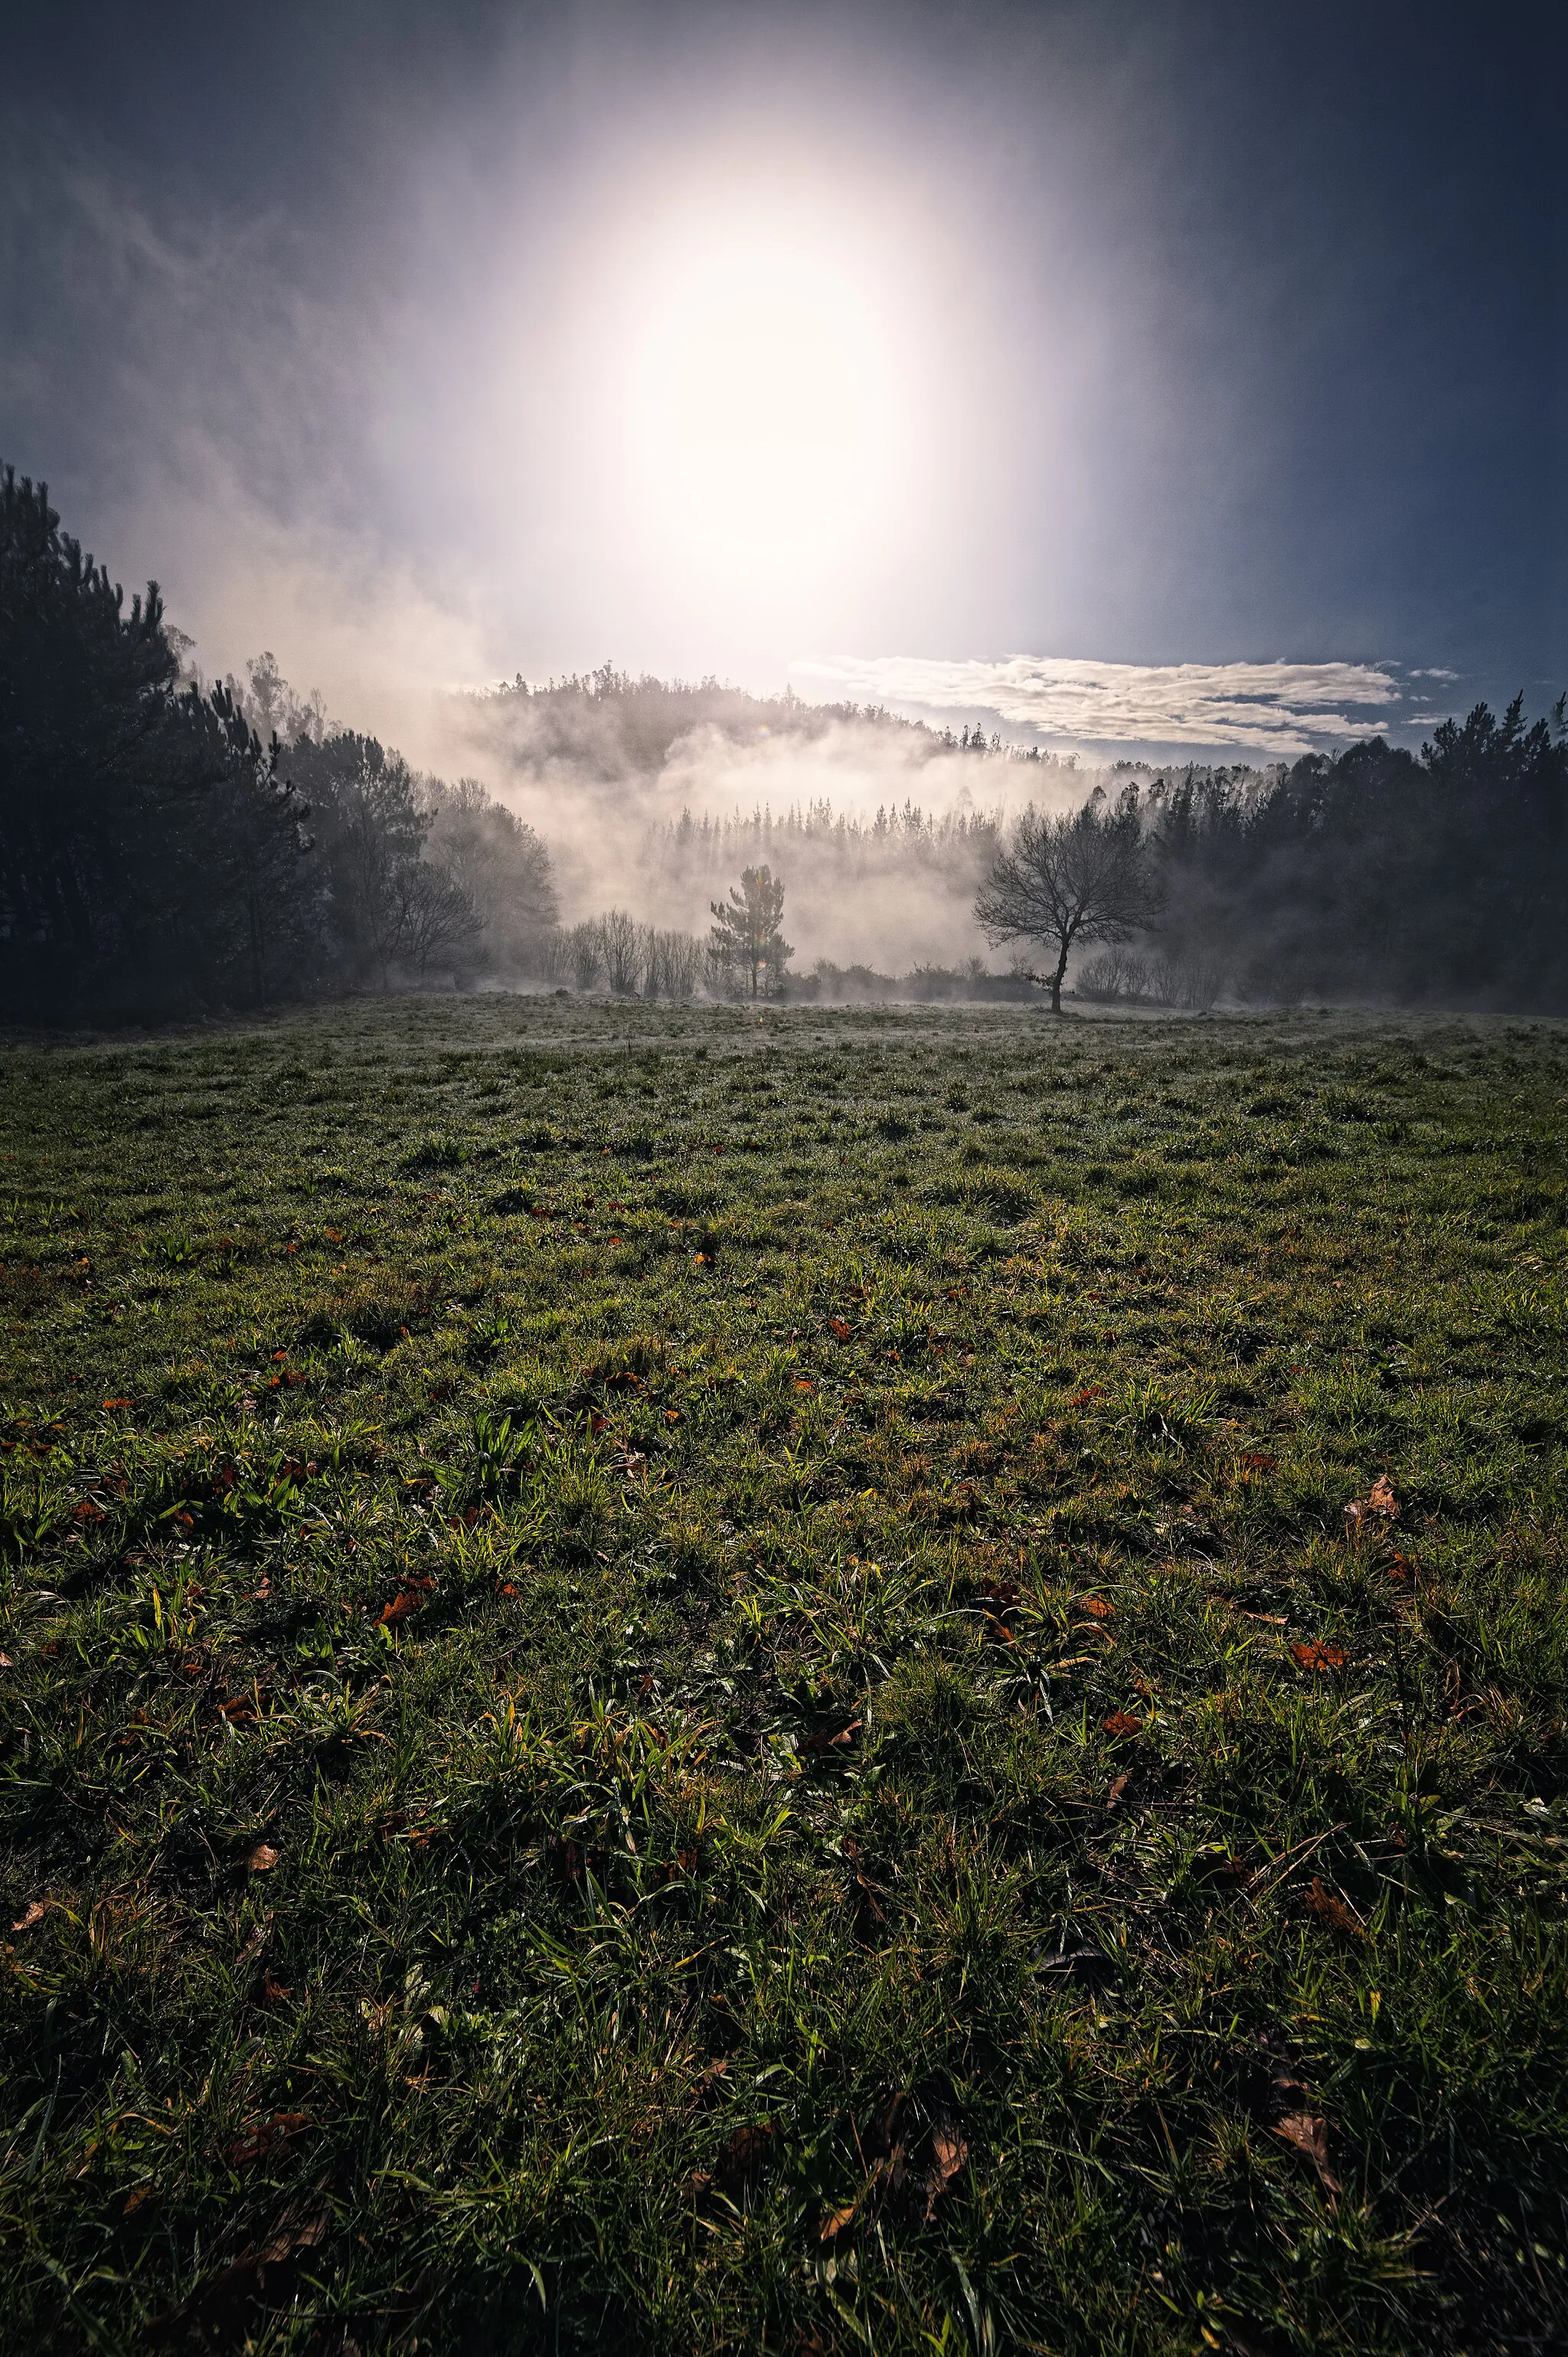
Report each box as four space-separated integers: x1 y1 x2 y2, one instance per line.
709 865 792 999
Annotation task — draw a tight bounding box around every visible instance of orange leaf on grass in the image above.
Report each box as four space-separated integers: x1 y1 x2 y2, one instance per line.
245 1844 279 1875
828 1318 851 1340
1291 1640 1348 1672
799 1718 862 1759
924 2120 969 2220
1305 1878 1364 1939
1080 1596 1113 1619
103 1398 132 1411
1102 1711 1142 1738
11 1900 47 1933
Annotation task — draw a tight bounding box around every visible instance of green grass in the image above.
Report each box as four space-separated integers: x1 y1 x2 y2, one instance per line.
2 995 1566 2354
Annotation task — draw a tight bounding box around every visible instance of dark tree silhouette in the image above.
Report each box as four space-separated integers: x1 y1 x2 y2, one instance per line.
0 466 310 1012
975 788 1162 1012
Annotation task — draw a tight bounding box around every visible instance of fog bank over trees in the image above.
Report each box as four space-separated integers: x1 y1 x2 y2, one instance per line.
4 468 1564 1020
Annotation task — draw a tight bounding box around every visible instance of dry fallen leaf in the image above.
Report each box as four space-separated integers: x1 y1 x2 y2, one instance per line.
11 1899 47 1934
1344 1476 1399 1539
1272 2110 1341 2195
237 1911 273 1966
1305 1877 1365 1939
818 2201 858 2244
1080 1596 1113 1619
245 1843 279 1875
1102 1711 1142 1738
924 2119 969 2219
829 1317 851 1340
715 2122 774 2185
1106 1773 1131 1809
799 1718 862 1759
147 2215 328 2346
0 1652 12 1669
226 2112 309 2169
1291 1640 1348 1673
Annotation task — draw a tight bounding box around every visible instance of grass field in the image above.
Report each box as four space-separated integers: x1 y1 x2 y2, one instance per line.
2 995 1566 2355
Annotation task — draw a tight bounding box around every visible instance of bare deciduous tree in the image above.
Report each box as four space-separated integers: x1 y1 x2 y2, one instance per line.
975 789 1162 1014
599 907 643 995
393 859 482 980
567 922 603 992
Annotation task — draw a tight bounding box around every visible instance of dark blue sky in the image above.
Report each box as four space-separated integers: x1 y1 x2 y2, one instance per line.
2 0 1560 754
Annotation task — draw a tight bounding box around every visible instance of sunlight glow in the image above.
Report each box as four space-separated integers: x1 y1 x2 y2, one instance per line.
617 202 909 595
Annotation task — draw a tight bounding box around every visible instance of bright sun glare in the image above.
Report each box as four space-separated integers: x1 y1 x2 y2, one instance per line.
622 214 904 590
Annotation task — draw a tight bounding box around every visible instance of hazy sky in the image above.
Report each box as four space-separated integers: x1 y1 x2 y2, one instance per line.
2 0 1561 759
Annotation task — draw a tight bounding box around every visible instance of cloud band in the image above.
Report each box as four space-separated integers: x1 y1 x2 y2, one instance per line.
795 653 1421 756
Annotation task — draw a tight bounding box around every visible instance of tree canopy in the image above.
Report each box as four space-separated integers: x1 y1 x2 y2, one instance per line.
709 865 792 999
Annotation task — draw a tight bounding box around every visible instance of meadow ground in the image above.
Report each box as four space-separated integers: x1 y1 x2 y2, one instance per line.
2 994 1566 2355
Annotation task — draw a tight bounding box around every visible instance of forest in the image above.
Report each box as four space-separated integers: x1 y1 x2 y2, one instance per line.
2 463 1565 1020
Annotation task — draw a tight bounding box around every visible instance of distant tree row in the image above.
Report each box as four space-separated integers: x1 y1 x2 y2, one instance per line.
530 874 793 1003
540 912 705 1001
472 662 1070 783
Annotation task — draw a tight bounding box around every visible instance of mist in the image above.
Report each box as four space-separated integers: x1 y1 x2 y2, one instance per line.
437 673 1111 973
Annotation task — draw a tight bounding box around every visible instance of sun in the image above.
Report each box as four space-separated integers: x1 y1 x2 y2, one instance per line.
620 206 906 590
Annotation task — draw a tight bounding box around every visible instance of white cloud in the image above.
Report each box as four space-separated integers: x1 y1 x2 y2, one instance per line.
795 653 1413 755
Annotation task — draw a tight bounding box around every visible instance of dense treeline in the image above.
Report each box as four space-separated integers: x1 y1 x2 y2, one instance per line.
1142 709 1568 1008
0 472 556 1017
980 711 1568 1014
0 469 314 1014
1031 714 1568 1012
